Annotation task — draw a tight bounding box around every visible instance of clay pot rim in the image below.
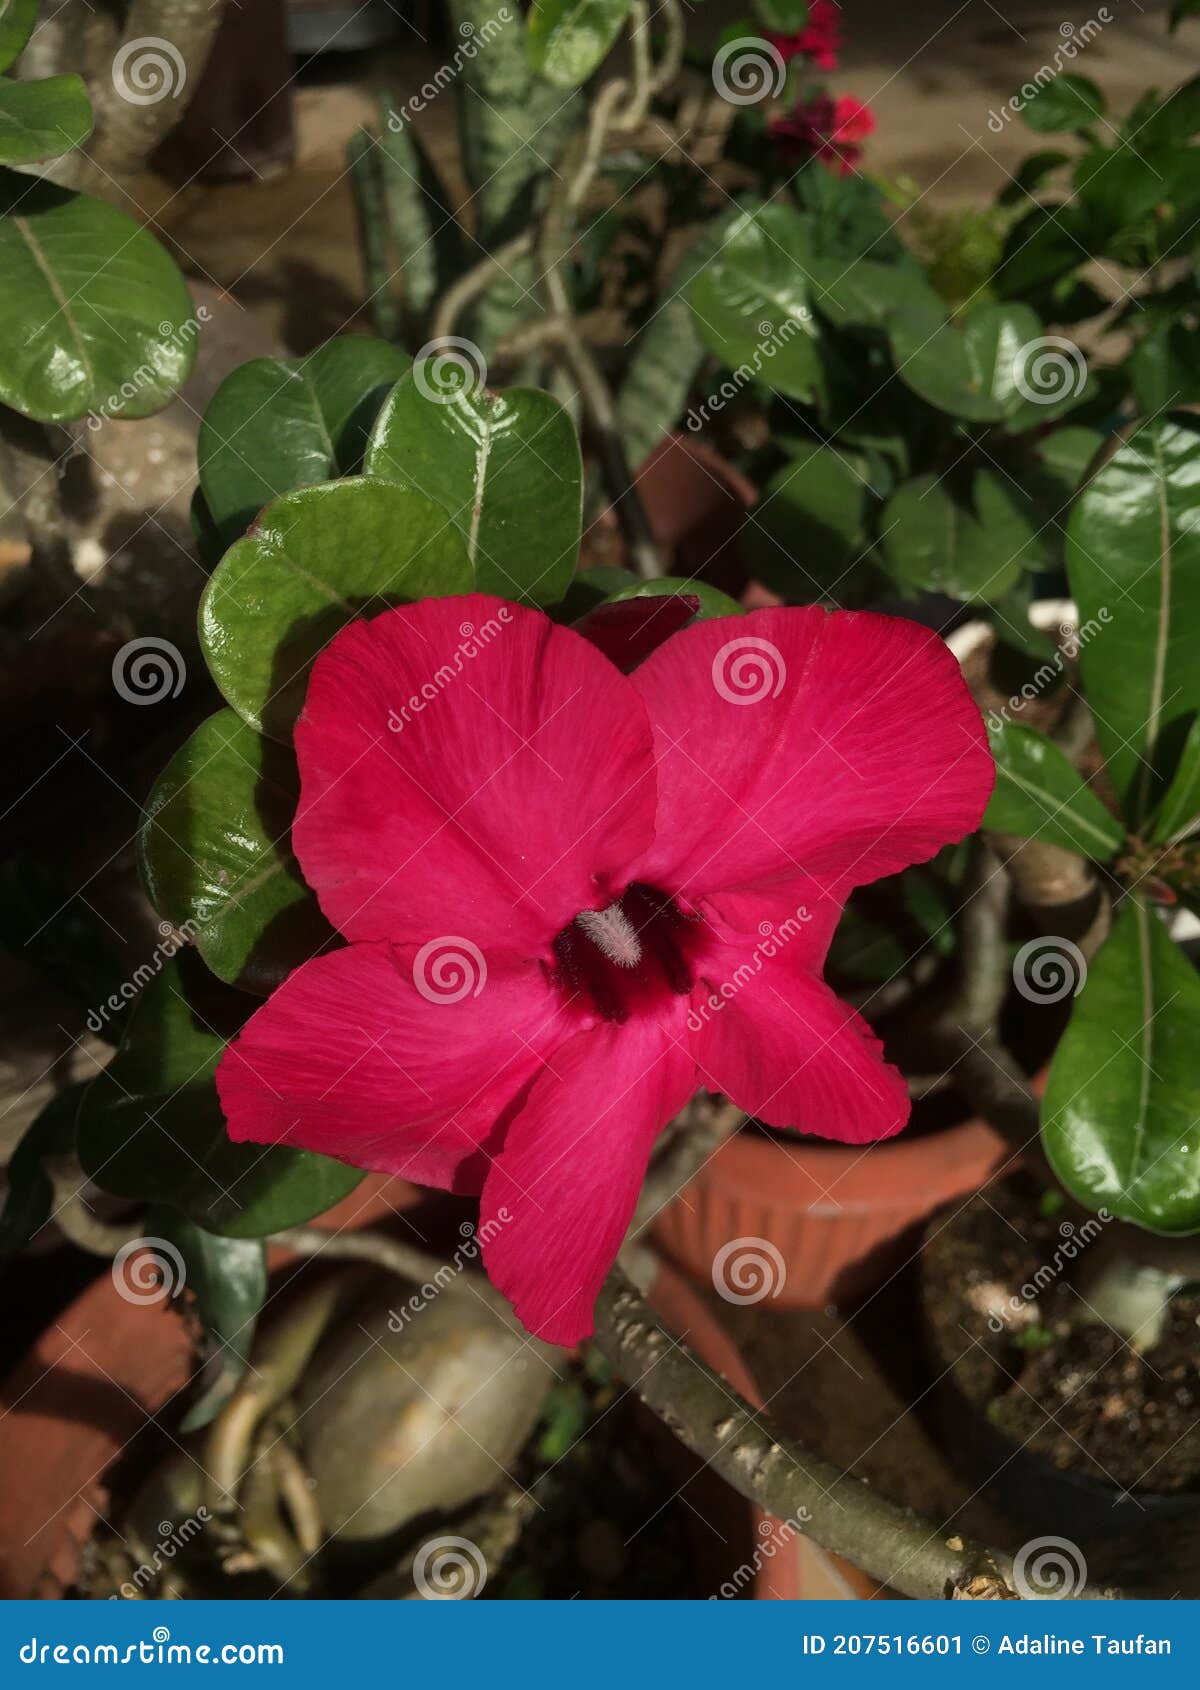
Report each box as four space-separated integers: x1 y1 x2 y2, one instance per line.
702 1113 1010 1212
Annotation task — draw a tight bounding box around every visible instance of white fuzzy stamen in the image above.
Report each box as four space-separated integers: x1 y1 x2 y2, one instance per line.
576 902 643 969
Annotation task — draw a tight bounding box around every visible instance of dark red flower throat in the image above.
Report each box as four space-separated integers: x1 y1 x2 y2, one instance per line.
552 883 700 1025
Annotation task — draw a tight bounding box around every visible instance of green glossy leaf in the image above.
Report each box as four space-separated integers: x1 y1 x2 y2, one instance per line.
971 468 1052 575
139 710 332 994
742 445 867 599
1130 319 1200 413
984 721 1124 858
996 149 1071 207
0 174 196 424
527 0 632 88
160 1213 266 1431
78 962 363 1237
0 1083 83 1259
1149 715 1200 845
201 478 472 739
879 474 1022 602
890 302 1042 423
365 369 582 605
1067 415 1200 823
1043 900 1200 1233
1020 73 1104 135
602 577 743 618
198 338 410 542
0 0 37 73
688 204 824 404
807 257 945 334
1131 74 1200 150
0 74 91 165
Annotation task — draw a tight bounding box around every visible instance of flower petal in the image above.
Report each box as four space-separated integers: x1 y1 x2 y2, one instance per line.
480 1018 697 1344
691 959 909 1144
628 606 992 906
216 941 570 1191
293 595 657 953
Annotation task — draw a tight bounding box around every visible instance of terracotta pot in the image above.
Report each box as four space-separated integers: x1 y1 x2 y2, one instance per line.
654 1115 1010 1312
0 1182 798 1600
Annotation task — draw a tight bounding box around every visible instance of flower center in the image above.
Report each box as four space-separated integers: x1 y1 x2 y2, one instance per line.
552 884 698 1024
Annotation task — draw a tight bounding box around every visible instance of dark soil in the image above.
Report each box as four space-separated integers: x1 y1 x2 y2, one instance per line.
923 1178 1200 1496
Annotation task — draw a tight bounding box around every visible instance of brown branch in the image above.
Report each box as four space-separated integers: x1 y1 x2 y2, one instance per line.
593 1267 1117 1600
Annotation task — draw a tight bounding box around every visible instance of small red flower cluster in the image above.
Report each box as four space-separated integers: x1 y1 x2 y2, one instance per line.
770 93 876 176
765 0 843 71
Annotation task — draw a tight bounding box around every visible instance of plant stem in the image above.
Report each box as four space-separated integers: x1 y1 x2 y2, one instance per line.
592 1267 1115 1600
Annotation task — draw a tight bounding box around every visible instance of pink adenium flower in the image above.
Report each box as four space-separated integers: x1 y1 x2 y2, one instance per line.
771 93 876 175
217 595 991 1344
766 0 843 70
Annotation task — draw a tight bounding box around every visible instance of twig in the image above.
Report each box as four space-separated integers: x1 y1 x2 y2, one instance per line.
43 1153 144 1257
593 1267 1116 1600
